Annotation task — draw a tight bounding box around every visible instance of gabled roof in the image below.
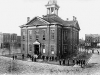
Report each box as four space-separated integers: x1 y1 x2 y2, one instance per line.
43 14 80 30
42 14 65 25
20 16 50 28
64 20 80 30
20 14 80 30
26 16 50 25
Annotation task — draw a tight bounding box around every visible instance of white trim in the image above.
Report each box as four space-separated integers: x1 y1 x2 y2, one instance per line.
24 16 50 25
51 23 62 25
37 16 50 24
21 25 55 29
33 40 40 45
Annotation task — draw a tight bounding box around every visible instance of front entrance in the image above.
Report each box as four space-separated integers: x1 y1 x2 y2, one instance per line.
34 45 39 55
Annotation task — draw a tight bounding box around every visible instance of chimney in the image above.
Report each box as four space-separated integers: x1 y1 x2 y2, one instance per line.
73 16 76 21
42 15 45 18
66 18 69 21
27 17 30 22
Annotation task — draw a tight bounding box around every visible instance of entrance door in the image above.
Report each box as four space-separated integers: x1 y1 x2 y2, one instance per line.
34 45 39 55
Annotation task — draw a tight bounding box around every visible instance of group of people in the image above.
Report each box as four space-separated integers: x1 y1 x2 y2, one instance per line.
75 59 86 67
59 58 86 68
89 49 100 54
59 59 66 65
21 54 38 62
42 56 57 61
12 55 17 60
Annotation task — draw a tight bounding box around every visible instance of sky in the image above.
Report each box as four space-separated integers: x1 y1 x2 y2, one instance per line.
0 0 100 39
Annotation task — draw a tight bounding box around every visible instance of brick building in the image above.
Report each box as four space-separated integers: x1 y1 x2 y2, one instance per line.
0 33 20 49
20 0 80 59
79 39 85 51
85 34 100 48
17 36 21 48
3 33 10 48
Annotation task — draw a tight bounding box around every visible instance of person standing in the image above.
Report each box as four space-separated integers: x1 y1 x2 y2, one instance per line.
81 59 83 68
79 59 81 66
97 50 99 55
63 59 65 65
68 58 69 66
55 57 57 61
22 54 24 60
59 59 61 65
73 59 75 65
32 56 34 62
42 56 44 60
15 55 17 59
83 60 85 66
92 49 94 53
46 56 48 61
12 55 14 60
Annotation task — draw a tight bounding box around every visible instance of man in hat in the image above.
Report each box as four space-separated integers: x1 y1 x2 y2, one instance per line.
59 59 62 65
63 59 65 65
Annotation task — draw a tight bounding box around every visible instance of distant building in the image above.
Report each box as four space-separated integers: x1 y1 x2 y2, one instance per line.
3 33 10 48
17 36 21 48
79 39 85 48
10 33 17 43
20 0 80 59
0 33 20 49
10 33 17 48
85 34 100 48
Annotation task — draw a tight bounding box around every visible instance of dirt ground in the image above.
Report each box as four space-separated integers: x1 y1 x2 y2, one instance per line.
0 53 100 75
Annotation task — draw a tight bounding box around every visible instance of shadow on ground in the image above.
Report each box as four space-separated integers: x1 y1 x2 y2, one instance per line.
85 63 98 68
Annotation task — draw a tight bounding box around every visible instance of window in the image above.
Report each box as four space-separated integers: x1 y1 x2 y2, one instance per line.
29 44 32 51
29 30 32 39
51 45 54 54
36 34 39 40
23 44 25 51
64 45 67 53
64 30 67 41
22 31 25 40
43 30 45 40
51 29 55 40
29 30 32 35
42 45 45 53
35 30 39 40
59 29 61 40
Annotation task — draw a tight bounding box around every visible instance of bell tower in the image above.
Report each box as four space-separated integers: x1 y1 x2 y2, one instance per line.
45 0 60 15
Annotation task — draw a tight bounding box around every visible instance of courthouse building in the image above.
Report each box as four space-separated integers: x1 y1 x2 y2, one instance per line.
20 0 80 59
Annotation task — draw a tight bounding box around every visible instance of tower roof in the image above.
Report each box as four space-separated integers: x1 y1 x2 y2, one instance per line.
48 0 57 5
46 0 59 8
